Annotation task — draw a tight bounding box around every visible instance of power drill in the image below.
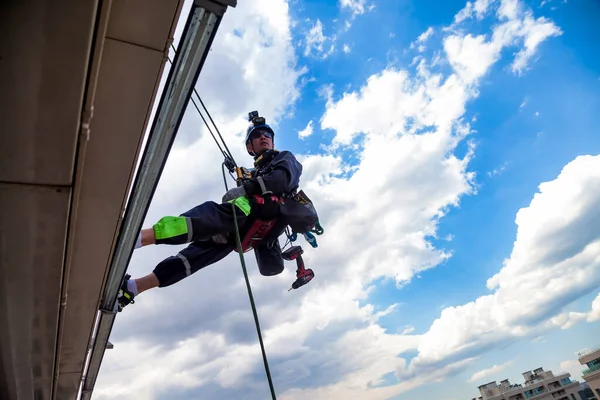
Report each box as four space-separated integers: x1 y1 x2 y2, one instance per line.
282 246 314 291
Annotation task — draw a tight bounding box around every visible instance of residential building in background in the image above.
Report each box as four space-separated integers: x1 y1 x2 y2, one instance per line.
578 382 597 400
578 345 600 400
470 367 580 400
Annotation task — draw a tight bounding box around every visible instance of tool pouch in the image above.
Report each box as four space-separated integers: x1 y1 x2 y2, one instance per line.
279 190 319 233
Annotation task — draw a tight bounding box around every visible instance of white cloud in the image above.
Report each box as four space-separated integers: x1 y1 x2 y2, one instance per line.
402 326 416 334
444 33 500 84
191 0 306 129
589 293 600 322
418 27 434 43
343 43 351 53
474 0 493 15
412 155 600 371
282 357 475 400
298 120 314 139
512 14 562 74
340 0 372 16
468 360 513 382
488 162 507 177
320 66 474 147
304 19 335 59
532 336 546 343
546 292 600 329
410 27 435 53
498 0 521 20
445 0 562 84
559 359 584 381
455 0 494 23
520 98 528 109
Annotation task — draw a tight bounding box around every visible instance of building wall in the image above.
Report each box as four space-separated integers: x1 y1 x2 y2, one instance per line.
584 374 600 400
476 370 580 400
579 348 600 400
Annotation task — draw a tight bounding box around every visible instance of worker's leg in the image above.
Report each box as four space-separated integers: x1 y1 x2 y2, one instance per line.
117 239 237 311
131 272 160 295
139 200 250 247
151 239 236 288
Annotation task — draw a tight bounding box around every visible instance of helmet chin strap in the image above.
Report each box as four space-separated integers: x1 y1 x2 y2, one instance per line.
251 143 273 158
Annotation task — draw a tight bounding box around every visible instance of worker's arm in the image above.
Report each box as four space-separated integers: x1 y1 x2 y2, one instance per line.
243 151 302 195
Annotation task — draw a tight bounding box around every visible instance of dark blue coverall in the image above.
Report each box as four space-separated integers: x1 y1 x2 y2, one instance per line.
152 150 303 287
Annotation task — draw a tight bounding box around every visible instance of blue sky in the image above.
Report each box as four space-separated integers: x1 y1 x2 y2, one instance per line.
96 1 600 399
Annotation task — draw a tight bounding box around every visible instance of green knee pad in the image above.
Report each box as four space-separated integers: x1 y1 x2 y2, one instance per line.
228 196 251 216
153 216 191 244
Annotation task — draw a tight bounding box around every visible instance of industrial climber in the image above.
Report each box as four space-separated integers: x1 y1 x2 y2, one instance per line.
117 111 321 311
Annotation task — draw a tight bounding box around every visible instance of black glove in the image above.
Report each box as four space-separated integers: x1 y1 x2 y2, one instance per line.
222 186 247 203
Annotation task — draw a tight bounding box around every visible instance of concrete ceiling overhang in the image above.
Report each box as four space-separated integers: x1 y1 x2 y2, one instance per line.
0 0 237 398
0 0 186 398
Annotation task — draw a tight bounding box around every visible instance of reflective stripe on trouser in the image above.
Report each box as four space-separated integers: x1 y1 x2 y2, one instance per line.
154 200 250 245
152 198 289 286
153 240 236 287
153 237 286 286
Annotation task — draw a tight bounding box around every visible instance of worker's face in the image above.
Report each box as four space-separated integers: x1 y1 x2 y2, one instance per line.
246 130 273 155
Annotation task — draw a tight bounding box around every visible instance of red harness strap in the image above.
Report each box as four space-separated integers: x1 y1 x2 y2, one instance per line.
235 194 281 253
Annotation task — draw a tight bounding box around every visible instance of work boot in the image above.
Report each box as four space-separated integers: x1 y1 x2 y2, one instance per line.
117 274 135 312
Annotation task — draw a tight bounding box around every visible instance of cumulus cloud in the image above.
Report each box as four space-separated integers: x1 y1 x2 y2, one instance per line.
418 27 435 43
546 292 600 329
304 19 335 59
94 0 573 399
412 155 600 372
559 359 584 381
589 293 600 322
468 360 513 383
511 14 562 74
410 27 435 52
402 326 416 334
446 0 562 81
488 162 508 177
298 120 314 139
339 0 372 16
454 0 494 22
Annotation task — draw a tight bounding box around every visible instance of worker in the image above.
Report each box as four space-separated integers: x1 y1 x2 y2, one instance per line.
117 112 319 311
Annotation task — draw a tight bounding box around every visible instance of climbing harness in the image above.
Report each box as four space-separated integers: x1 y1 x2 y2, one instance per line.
236 194 282 253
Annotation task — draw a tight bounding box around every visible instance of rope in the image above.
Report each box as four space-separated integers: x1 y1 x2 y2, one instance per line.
168 47 277 399
222 164 277 400
167 54 235 167
170 45 237 166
